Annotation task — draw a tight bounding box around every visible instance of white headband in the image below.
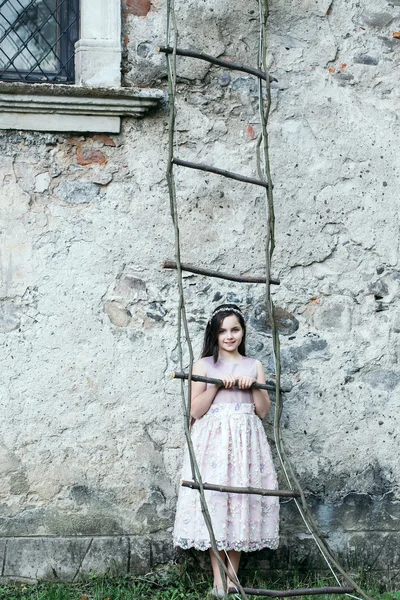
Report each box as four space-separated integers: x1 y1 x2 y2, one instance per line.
210 307 243 320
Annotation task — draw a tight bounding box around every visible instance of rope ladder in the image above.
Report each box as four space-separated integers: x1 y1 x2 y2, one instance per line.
163 1 374 598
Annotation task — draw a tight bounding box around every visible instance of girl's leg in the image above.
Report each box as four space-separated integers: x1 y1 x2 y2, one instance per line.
209 549 226 589
226 550 241 589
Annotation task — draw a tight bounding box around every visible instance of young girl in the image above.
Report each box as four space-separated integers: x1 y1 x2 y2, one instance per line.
173 304 279 597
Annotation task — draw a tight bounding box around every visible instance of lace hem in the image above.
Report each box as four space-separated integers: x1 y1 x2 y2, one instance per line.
173 537 279 552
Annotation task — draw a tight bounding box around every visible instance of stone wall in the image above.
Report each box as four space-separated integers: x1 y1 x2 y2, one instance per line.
0 0 399 584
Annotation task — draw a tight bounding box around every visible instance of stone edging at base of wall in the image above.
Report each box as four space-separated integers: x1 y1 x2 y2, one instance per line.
0 535 173 583
1 532 399 584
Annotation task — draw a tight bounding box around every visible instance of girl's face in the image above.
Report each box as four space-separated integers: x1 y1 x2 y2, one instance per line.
218 315 244 354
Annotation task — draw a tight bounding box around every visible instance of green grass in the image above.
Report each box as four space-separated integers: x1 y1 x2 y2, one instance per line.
0 569 397 600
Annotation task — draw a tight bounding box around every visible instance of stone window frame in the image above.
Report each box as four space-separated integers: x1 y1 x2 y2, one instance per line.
0 0 163 133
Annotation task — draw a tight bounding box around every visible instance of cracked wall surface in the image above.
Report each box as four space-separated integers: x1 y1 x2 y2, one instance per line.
0 0 399 583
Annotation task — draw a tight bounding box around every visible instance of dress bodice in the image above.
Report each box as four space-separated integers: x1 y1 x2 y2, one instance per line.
203 355 257 405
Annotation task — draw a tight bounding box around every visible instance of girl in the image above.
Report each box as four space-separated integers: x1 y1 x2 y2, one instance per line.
173 304 279 598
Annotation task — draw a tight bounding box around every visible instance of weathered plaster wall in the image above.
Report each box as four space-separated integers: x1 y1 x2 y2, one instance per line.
0 0 399 583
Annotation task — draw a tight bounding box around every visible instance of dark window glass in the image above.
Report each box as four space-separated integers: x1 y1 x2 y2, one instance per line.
0 0 79 83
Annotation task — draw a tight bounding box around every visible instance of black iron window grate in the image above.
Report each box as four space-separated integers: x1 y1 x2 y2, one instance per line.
0 0 79 83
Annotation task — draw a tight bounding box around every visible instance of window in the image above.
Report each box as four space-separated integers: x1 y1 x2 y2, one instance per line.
0 0 163 133
0 0 79 84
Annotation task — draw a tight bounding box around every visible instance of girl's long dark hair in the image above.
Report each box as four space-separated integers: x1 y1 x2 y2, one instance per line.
201 304 246 363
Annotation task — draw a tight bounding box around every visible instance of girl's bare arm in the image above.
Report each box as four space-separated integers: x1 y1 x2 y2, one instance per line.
190 359 219 419
236 360 271 419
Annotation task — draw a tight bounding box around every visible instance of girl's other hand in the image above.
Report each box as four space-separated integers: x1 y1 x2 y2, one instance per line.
219 374 236 388
236 375 256 389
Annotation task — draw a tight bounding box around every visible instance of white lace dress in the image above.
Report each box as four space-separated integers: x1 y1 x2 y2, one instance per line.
173 356 279 552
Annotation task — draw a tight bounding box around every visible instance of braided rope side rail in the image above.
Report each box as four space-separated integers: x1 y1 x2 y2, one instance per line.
257 3 374 600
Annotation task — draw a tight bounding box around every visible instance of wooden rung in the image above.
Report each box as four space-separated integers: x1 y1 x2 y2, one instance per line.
227 585 355 597
181 480 301 499
173 372 284 392
162 260 280 286
173 157 269 189
158 45 277 83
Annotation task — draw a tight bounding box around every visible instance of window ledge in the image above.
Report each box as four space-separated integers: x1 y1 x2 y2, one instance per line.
0 82 164 133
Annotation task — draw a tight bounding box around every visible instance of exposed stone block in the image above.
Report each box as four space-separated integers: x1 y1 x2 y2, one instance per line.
113 273 147 302
3 538 89 582
92 170 113 186
0 301 20 333
146 301 167 322
362 370 400 392
368 279 389 297
311 296 353 331
250 303 299 336
54 180 100 204
360 11 394 28
218 72 231 87
35 172 51 193
77 537 129 579
150 537 175 566
354 55 379 66
281 338 329 373
137 42 154 58
9 471 29 495
129 536 151 575
104 301 132 327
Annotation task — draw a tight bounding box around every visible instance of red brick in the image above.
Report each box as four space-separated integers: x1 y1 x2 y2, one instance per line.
93 135 116 147
247 124 257 140
123 0 151 17
77 148 107 166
